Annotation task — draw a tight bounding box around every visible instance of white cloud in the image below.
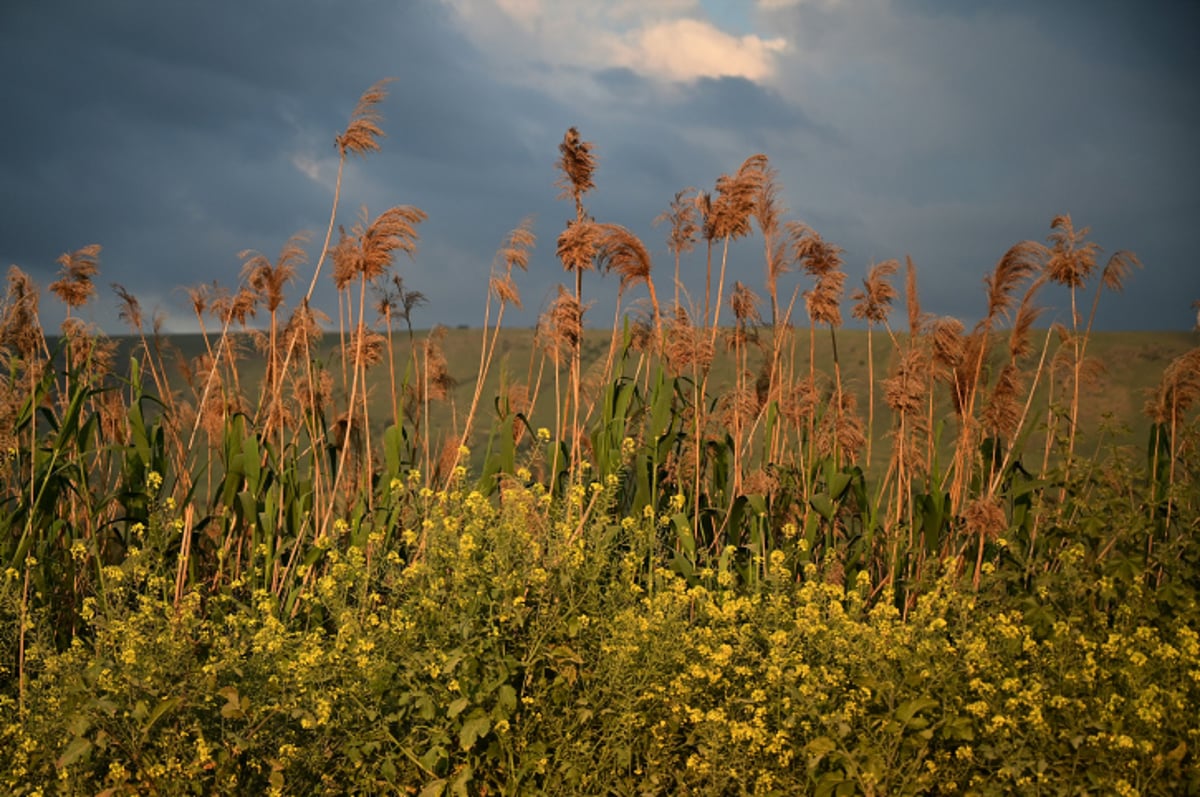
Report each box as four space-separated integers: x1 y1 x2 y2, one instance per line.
440 0 788 85
620 18 786 82
757 0 848 9
290 152 322 183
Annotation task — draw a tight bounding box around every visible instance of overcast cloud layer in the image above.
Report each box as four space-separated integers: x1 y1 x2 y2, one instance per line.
1 0 1197 334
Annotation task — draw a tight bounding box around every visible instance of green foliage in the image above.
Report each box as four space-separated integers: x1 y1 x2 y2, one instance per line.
1 471 1197 794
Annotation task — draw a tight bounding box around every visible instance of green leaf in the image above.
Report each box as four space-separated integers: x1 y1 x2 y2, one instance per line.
418 779 446 797
218 686 246 720
896 697 939 726
826 469 853 501
141 697 181 737
447 697 470 719
496 684 517 715
56 736 92 769
805 735 837 771
811 493 836 522
241 434 261 491
459 711 491 751
451 766 473 797
384 424 403 477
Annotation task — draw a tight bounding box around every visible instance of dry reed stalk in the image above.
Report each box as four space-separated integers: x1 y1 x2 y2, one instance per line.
1065 242 1142 479
112 282 171 402
753 166 794 333
241 232 306 437
851 259 900 467
453 219 535 482
297 78 392 304
982 278 1046 444
544 285 584 471
271 79 393 433
707 154 768 347
988 326 1055 502
696 191 715 326
554 127 600 480
965 495 1007 590
727 280 765 488
1044 214 1098 483
1145 345 1200 529
794 224 848 465
590 223 660 412
372 274 426 429
948 240 1043 512
654 188 700 311
792 225 844 376
327 204 425 519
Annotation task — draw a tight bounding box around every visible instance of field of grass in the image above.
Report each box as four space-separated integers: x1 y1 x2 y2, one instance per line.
107 325 1197 479
3 81 1199 794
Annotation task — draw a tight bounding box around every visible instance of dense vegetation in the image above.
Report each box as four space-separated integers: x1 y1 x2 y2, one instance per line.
2 81 1198 794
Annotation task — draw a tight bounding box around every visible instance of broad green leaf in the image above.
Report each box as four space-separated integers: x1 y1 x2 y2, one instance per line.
447 697 469 719
459 711 491 751
56 736 92 769
419 779 446 797
496 684 517 714
811 493 836 522
896 697 939 725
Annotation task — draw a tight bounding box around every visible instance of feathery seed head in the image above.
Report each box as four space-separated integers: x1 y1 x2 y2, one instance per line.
337 78 393 158
50 244 102 309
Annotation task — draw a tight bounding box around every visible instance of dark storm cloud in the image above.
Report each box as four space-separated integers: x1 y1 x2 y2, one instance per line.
0 0 546 331
755 0 1200 330
1 0 1197 335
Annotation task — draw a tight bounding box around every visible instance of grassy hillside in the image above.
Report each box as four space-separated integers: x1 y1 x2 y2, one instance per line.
126 325 1196 472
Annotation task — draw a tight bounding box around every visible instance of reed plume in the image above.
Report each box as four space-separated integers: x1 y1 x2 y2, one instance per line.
111 283 143 332
331 204 426 518
1145 347 1200 426
984 241 1044 325
556 127 596 224
556 220 601 286
554 128 600 473
242 232 307 433
793 224 848 457
373 274 427 428
337 78 393 159
49 244 101 314
851 259 899 327
662 306 714 378
654 188 699 310
707 154 768 337
595 223 660 329
546 284 584 356
852 259 900 465
793 225 846 328
2 267 44 361
1045 214 1099 294
284 79 395 429
904 255 923 338
956 242 1043 464
242 233 306 315
753 166 794 332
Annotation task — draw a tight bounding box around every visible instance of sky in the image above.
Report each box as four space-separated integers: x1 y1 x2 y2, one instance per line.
1 0 1198 335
